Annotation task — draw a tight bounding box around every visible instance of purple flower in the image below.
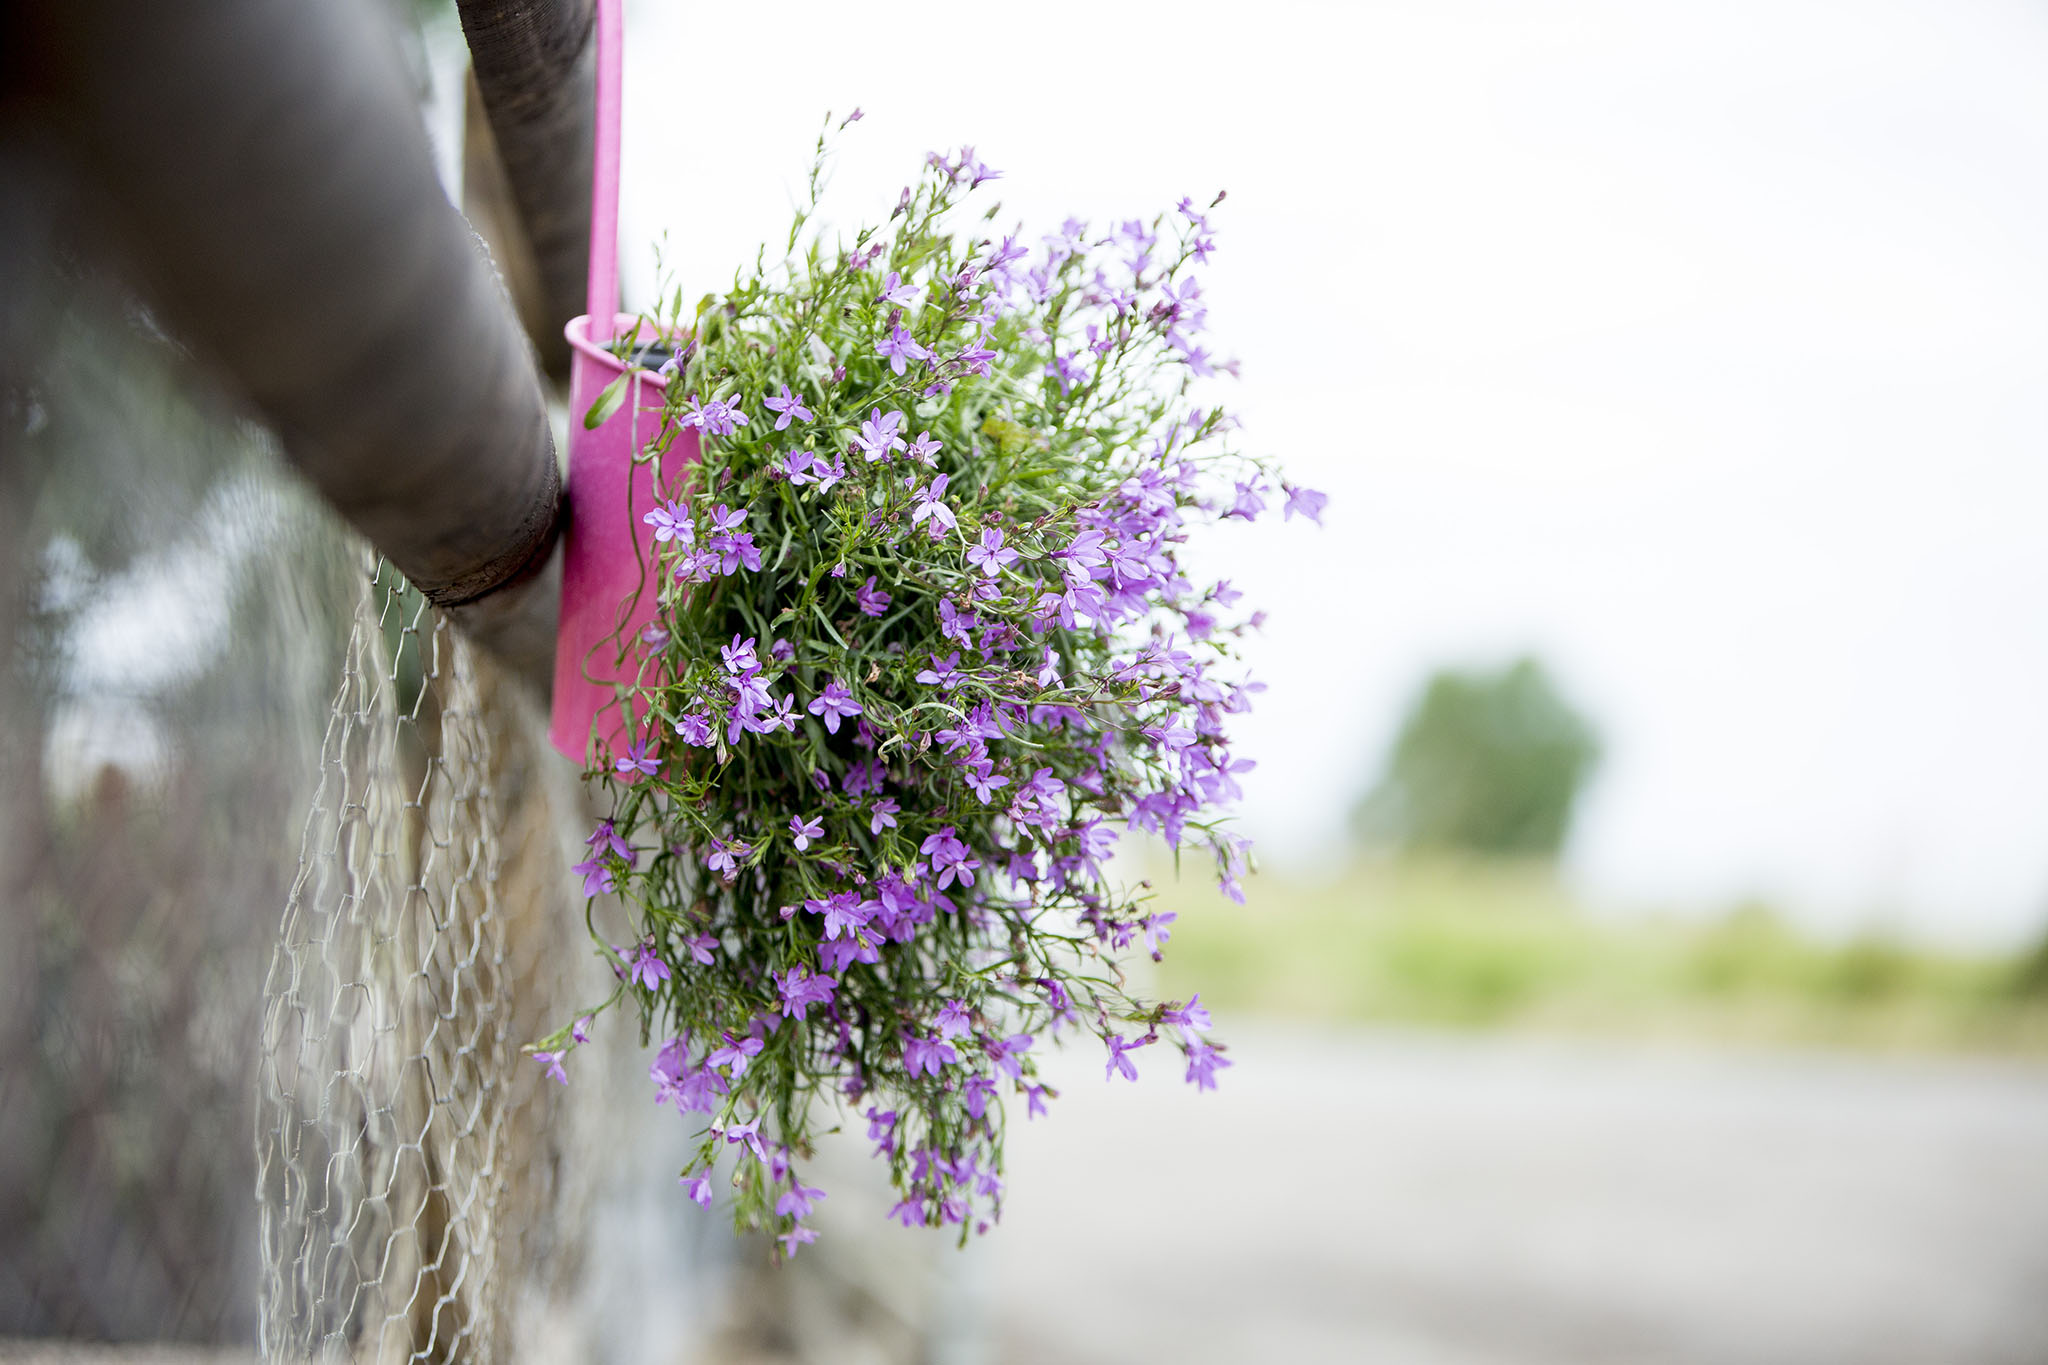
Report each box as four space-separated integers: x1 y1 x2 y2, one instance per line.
1139 911 1178 959
722 532 764 574
938 598 976 646
682 933 719 966
708 1034 766 1079
902 1032 960 1078
875 270 921 308
705 836 749 877
775 966 838 1020
910 474 958 539
680 1172 714 1207
626 940 672 992
1162 995 1212 1035
964 761 1009 804
842 757 883 797
811 451 848 493
934 999 971 1039
1184 1037 1232 1091
987 1032 1034 1079
810 891 874 941
776 1181 829 1219
1045 350 1089 393
672 548 717 584
777 1224 819 1256
781 449 816 485
906 430 942 465
575 820 634 891
852 408 908 462
874 322 932 375
958 146 1002 187
570 854 615 897
718 1115 767 1159
571 1015 594 1044
763 382 814 430
869 797 900 834
965 528 1019 578
721 633 760 675
640 623 670 649
789 814 824 851
1284 484 1329 525
918 826 981 888
679 392 749 436
1045 215 1087 259
915 651 965 690
673 711 713 747
1229 480 1265 520
985 233 1028 272
614 733 661 778
651 1038 717 1115
856 576 892 617
1104 1031 1149 1082
533 1050 568 1085
807 679 863 734
643 499 691 543
703 506 763 576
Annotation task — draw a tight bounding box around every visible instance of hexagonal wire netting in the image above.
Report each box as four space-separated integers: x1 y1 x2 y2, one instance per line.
254 563 583 1363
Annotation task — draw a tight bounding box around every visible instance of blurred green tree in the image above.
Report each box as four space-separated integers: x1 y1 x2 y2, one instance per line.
1354 657 1600 859
2011 922 2048 998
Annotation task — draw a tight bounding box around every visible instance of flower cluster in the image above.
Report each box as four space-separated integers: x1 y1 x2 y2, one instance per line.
535 130 1321 1256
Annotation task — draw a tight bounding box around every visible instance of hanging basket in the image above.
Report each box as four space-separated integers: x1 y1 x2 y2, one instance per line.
548 0 694 763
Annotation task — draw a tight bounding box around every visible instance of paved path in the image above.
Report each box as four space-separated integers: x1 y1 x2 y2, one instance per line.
981 1026 2048 1365
11 1028 2048 1365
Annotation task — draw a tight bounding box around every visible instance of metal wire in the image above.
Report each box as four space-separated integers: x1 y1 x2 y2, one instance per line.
249 556 956 1364
255 560 561 1363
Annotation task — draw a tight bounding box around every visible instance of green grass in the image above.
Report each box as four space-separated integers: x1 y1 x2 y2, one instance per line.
1148 856 2048 1054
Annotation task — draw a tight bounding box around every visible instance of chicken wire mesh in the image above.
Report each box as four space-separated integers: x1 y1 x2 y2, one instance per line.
255 562 586 1363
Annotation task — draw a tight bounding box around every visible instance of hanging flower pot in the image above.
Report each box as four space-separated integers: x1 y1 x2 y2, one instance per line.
536 0 1326 1258
547 0 690 763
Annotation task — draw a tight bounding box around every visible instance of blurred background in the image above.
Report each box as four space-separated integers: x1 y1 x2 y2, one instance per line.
6 0 2048 1362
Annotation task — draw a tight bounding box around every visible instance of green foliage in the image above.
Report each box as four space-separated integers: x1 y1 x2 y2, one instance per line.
1355 656 1599 859
2008 925 2048 998
1154 858 2048 1053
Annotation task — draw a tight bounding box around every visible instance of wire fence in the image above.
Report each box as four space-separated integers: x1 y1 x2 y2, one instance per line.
255 563 588 1363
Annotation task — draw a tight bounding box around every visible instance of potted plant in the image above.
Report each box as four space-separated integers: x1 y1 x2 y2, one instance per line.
536 125 1325 1256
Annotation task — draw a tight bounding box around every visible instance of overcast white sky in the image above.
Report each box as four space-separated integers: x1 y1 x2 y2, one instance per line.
599 0 2048 946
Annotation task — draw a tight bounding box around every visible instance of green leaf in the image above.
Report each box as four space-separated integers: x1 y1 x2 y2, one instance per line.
583 373 629 429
